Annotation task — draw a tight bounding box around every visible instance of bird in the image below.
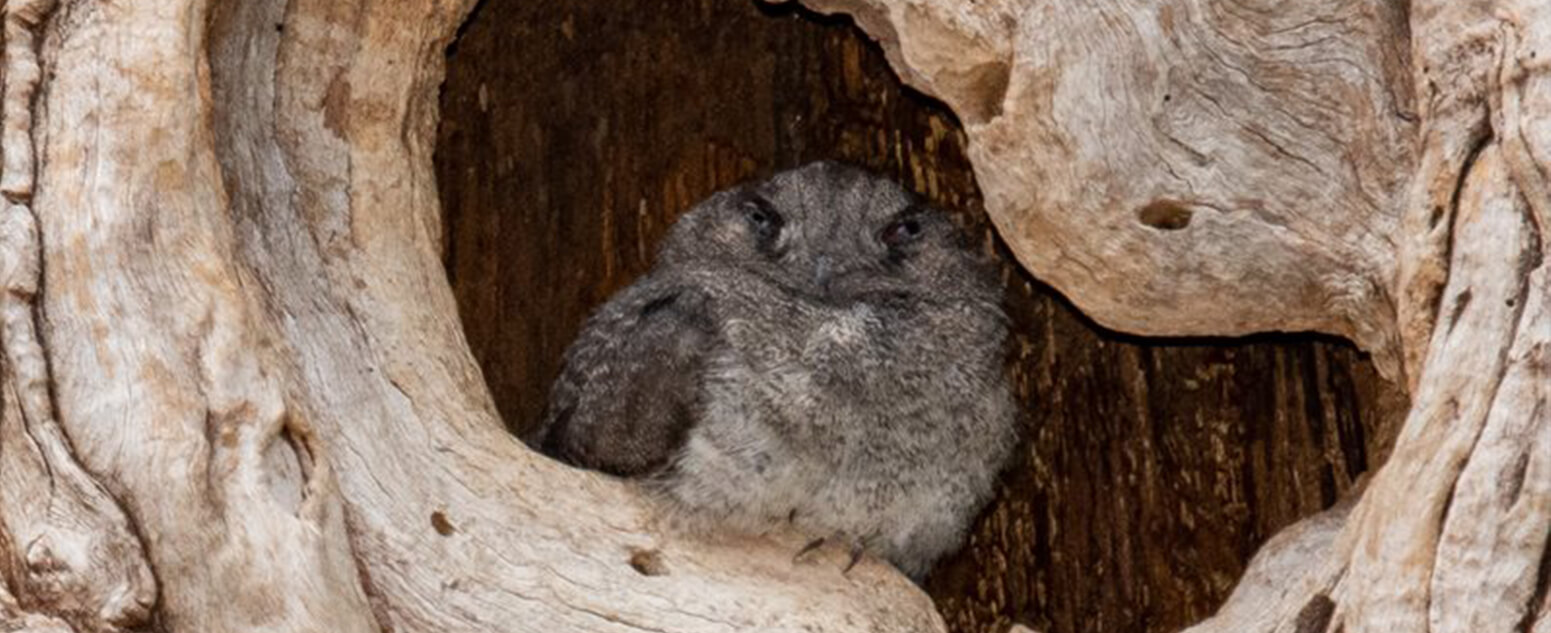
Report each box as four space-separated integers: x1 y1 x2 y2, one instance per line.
526 161 1019 580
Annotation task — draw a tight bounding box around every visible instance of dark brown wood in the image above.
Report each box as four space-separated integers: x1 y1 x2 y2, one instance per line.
434 1 1408 631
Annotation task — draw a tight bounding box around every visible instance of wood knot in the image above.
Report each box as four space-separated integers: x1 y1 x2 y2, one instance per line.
24 539 66 574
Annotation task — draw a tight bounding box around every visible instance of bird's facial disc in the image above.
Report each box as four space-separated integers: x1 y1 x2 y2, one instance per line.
657 162 985 305
735 163 956 302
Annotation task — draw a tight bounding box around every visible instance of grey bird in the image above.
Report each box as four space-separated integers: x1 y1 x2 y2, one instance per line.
527 161 1018 580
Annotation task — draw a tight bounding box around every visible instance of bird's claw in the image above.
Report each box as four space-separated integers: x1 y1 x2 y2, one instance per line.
792 537 826 563
790 535 869 575
842 541 866 574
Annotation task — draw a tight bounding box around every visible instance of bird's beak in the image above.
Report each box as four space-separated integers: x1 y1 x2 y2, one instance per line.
813 255 835 291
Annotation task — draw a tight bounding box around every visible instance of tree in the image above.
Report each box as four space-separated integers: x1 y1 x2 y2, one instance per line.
0 0 1543 632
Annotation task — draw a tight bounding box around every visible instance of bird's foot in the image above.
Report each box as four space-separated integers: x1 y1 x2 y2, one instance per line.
842 540 866 575
793 536 828 563
790 533 871 575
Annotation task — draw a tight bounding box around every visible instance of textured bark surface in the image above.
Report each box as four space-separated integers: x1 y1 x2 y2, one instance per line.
0 0 1544 631
774 1 1551 632
1 0 940 631
437 3 1406 632
790 0 1419 381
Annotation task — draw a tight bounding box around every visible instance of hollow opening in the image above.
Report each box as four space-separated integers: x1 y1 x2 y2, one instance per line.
1138 200 1195 231
434 2 1407 631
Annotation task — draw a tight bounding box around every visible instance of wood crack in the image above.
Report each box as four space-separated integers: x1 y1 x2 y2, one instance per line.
1433 203 1535 629
1492 22 1551 257
1424 127 1492 349
1521 529 1551 633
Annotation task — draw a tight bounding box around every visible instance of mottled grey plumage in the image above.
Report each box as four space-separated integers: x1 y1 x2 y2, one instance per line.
527 161 1018 579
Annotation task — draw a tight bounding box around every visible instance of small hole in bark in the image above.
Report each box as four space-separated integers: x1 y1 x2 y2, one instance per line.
1502 448 1531 508
1447 288 1473 334
628 548 668 576
1137 201 1194 231
1429 205 1446 228
1163 93 1172 103
430 511 457 536
1294 594 1335 633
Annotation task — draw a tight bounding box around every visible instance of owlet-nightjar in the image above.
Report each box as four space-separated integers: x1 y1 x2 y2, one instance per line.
527 161 1018 579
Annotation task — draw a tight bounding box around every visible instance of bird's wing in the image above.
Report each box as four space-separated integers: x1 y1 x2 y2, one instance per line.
526 274 713 477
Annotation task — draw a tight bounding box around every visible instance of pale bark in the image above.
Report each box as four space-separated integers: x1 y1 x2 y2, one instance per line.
786 0 1551 632
0 1 156 631
2 0 942 631
790 0 1417 380
0 0 1545 632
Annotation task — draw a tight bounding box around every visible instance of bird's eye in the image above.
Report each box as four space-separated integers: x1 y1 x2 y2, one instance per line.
880 217 924 247
748 207 771 227
742 197 783 240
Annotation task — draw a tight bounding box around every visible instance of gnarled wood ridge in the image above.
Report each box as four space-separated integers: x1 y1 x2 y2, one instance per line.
0 0 1543 631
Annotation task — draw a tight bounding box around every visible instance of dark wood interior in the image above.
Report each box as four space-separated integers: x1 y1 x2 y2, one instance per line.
435 2 1409 631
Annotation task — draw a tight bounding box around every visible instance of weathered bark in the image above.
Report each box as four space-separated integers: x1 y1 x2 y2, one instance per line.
0 0 1542 632
788 0 1417 375
779 0 1551 632
0 1 157 631
2 0 939 631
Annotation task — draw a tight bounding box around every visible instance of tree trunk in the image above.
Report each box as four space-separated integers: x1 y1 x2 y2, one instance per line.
0 1 1543 633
